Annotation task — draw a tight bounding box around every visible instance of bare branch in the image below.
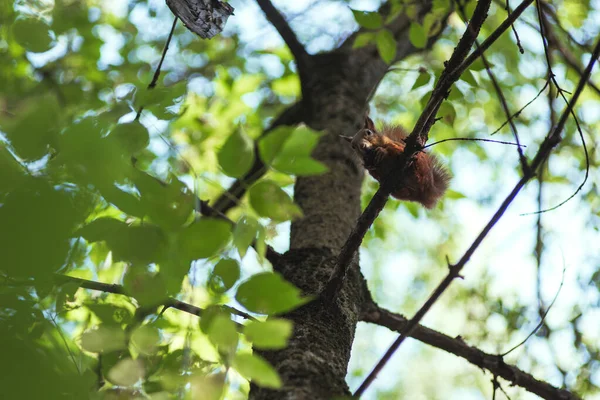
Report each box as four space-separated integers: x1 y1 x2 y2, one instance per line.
135 17 178 121
52 274 256 321
354 34 600 398
454 0 528 174
361 304 581 400
255 0 310 77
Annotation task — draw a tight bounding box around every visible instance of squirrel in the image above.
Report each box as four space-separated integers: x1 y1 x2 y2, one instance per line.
341 116 451 209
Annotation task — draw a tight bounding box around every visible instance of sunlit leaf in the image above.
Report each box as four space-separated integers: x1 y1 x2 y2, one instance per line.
353 32 376 49
107 358 145 386
209 259 240 293
248 181 303 222
243 319 292 349
233 353 281 388
178 218 231 261
376 29 397 63
233 215 259 258
350 9 383 29
409 22 427 49
236 272 310 315
218 127 255 178
81 325 127 353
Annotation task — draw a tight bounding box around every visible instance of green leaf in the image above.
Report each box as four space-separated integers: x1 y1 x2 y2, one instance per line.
12 17 53 53
208 259 240 293
438 102 456 126
409 22 427 49
178 218 231 261
248 181 303 222
131 325 160 355
80 325 127 353
258 126 294 164
353 32 376 49
376 29 397 64
123 269 168 307
133 171 194 230
243 319 292 349
1 96 61 161
207 314 238 351
233 216 259 258
236 272 310 315
107 358 145 386
233 353 281 389
218 127 255 178
259 125 327 176
411 72 431 91
110 122 149 154
350 9 383 29
77 218 167 265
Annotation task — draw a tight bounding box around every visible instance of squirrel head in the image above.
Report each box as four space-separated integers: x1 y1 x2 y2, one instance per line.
340 116 388 158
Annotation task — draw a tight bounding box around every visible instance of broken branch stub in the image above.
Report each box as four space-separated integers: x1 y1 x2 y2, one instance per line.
166 0 234 39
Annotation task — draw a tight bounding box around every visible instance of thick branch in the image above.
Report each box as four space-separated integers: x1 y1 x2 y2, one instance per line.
255 0 310 76
361 303 581 400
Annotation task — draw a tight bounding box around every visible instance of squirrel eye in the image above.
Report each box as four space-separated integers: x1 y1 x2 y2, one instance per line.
365 129 373 136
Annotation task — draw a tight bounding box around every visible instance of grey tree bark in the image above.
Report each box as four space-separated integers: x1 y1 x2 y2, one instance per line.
249 3 438 398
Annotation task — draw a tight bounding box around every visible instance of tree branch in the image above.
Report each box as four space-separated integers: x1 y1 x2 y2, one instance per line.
355 34 600 397
361 303 581 400
255 0 310 78
322 0 493 307
52 274 256 321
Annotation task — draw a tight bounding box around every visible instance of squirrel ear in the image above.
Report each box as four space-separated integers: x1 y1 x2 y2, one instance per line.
364 116 375 131
339 135 353 143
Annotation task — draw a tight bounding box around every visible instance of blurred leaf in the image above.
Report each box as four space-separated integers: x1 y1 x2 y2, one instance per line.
81 325 127 353
208 259 240 293
11 16 53 53
258 126 294 164
110 122 149 154
107 358 145 386
77 218 167 264
233 215 259 258
351 9 383 29
249 181 303 222
207 314 238 351
376 29 397 64
243 319 292 349
236 272 310 315
233 352 281 388
411 72 431 91
1 96 61 161
353 32 376 49
131 325 160 355
409 23 427 49
218 127 255 178
178 218 231 261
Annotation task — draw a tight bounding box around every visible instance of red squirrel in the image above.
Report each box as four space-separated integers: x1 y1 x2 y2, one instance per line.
341 116 450 208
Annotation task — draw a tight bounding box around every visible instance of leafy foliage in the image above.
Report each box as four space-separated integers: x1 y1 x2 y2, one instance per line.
0 0 599 399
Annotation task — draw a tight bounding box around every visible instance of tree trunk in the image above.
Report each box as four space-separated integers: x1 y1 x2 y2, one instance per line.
249 4 437 398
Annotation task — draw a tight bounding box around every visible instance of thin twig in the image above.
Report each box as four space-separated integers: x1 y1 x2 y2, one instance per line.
500 267 565 357
455 0 528 173
423 137 526 149
135 17 178 121
504 0 524 53
50 274 256 321
354 34 600 398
